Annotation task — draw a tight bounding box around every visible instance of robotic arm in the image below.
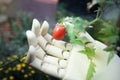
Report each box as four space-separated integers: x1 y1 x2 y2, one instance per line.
26 19 120 80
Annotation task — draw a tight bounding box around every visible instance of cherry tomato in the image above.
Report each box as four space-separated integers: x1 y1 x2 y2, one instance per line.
52 24 66 40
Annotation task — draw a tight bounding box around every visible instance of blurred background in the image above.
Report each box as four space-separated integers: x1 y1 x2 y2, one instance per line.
0 0 120 80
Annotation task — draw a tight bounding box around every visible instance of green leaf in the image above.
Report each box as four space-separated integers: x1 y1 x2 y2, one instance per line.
98 21 118 44
80 47 96 59
72 17 89 32
86 61 96 80
104 45 116 64
107 50 115 64
88 19 119 45
73 39 85 46
64 23 76 43
61 17 90 44
104 45 116 51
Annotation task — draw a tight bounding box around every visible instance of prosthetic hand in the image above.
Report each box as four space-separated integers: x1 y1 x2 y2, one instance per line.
26 19 120 80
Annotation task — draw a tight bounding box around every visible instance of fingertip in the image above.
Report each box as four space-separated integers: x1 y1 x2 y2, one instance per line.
32 19 41 36
32 19 40 27
26 30 37 46
40 20 49 36
26 30 35 39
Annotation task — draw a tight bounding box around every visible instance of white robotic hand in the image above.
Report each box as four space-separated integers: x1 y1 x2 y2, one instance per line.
26 19 120 80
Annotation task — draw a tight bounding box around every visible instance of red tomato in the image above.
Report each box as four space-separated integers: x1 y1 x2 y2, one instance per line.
52 24 66 40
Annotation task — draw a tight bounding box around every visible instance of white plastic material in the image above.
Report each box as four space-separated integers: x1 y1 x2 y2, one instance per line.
34 46 46 59
38 35 48 49
31 19 41 36
26 31 37 46
26 19 120 80
30 58 42 70
45 44 63 58
63 51 70 59
44 33 53 43
40 21 49 36
44 55 59 66
41 62 59 78
59 60 68 68
52 39 66 50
